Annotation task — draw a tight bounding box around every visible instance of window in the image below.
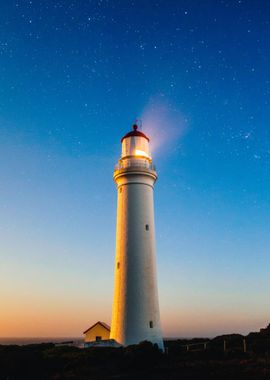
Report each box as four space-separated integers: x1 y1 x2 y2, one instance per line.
145 224 149 231
149 321 153 328
117 262 120 269
96 336 102 341
119 187 122 193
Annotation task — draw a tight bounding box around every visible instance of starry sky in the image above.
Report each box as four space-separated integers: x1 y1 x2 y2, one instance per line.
1 0 270 338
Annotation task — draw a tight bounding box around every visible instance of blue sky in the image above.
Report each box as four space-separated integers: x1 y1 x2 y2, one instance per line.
0 0 270 337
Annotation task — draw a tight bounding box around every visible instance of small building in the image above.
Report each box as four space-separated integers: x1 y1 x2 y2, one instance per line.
83 321 110 343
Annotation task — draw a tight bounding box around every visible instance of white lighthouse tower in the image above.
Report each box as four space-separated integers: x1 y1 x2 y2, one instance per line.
110 123 164 350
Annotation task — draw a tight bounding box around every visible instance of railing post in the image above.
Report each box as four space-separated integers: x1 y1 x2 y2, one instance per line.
243 338 247 353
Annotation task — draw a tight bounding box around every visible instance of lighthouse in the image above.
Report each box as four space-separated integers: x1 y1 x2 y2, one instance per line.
110 123 164 350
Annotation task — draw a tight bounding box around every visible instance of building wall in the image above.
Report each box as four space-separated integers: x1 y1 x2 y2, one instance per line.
84 324 110 342
110 170 164 350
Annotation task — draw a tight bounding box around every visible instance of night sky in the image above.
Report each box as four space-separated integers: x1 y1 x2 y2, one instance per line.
1 0 270 338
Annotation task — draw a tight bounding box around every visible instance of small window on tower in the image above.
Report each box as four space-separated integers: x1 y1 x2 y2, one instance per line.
145 224 149 231
119 187 122 193
149 321 153 328
96 336 102 341
117 262 120 269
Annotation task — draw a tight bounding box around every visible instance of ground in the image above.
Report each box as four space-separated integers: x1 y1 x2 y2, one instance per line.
1 334 270 380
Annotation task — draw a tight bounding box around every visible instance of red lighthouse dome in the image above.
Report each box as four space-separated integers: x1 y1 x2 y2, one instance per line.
121 124 149 143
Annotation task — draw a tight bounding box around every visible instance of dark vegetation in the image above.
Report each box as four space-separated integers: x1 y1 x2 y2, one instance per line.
1 333 270 380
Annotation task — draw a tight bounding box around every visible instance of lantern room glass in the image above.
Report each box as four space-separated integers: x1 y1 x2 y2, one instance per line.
121 136 151 159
